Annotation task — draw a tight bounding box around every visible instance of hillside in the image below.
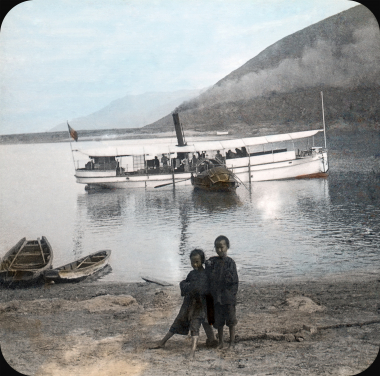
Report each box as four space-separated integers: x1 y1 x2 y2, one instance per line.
146 5 380 135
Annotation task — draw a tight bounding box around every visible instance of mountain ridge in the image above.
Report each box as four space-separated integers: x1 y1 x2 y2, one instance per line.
50 88 205 132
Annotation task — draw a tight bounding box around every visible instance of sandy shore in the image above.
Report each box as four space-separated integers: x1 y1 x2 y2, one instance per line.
1 271 379 376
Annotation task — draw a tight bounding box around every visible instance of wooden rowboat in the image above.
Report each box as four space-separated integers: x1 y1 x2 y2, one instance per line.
44 249 111 283
0 236 53 284
191 159 238 192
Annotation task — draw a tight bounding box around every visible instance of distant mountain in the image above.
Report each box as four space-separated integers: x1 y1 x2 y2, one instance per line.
146 5 380 135
50 89 204 131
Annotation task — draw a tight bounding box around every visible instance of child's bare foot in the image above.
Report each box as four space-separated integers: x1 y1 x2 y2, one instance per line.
227 342 235 350
148 342 165 349
217 341 224 349
188 350 196 359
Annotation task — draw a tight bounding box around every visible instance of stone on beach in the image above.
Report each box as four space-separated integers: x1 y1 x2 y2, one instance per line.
0 294 141 314
283 296 325 313
303 324 318 334
81 295 139 313
284 333 296 342
265 332 285 341
152 290 171 307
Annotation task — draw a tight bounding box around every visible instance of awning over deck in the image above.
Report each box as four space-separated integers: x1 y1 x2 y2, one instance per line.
77 129 323 157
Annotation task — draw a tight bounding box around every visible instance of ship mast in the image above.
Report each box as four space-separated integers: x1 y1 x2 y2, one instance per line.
320 91 327 149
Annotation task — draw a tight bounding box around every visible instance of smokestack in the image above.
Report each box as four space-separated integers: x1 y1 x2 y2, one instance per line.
172 112 187 146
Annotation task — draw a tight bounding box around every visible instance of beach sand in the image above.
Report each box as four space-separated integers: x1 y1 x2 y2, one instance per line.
0 271 379 375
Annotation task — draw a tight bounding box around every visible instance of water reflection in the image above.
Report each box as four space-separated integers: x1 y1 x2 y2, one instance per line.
79 191 125 224
192 190 242 213
85 264 113 282
178 203 189 256
65 170 380 284
246 178 330 220
72 191 126 262
315 172 380 260
73 178 348 282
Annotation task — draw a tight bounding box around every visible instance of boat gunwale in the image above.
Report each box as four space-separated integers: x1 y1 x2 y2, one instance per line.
54 249 111 273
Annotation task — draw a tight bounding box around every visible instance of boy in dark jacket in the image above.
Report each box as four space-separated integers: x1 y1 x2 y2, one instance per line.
151 249 216 358
205 235 238 349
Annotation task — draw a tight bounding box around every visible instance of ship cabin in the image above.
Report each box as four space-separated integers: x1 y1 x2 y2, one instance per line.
74 129 324 178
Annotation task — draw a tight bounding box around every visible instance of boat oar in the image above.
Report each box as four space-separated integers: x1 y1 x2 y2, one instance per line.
231 172 250 192
37 238 46 264
154 177 191 188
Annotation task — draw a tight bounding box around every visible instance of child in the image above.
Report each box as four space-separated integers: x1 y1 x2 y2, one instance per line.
205 235 238 349
151 249 217 358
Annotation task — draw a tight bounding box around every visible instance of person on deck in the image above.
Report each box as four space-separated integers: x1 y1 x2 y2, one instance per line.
154 156 160 170
235 148 244 158
183 157 190 172
226 150 236 159
192 154 198 169
215 150 223 163
161 154 169 167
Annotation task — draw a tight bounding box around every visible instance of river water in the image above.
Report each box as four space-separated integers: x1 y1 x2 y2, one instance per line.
0 131 379 284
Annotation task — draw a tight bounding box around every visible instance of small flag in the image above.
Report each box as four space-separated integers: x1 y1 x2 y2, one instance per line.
67 123 78 142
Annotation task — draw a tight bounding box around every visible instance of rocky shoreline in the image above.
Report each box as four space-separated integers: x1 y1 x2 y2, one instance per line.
0 271 379 375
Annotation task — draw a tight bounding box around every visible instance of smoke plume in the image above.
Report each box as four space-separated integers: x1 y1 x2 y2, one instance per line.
189 22 380 109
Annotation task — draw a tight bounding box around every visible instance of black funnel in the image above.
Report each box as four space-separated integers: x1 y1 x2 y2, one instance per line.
172 112 187 146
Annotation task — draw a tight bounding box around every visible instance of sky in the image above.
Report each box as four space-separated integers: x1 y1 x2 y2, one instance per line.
0 0 360 135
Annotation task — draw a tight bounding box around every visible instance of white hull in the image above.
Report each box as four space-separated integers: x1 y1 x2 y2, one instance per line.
77 172 193 189
228 151 328 182
76 151 328 189
57 258 109 280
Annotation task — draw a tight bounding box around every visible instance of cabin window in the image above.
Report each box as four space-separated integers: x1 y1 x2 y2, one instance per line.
272 141 288 153
85 160 94 170
133 155 145 171
91 156 117 170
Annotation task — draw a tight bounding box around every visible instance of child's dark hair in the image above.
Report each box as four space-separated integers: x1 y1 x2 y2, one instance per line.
190 249 205 264
214 235 230 248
